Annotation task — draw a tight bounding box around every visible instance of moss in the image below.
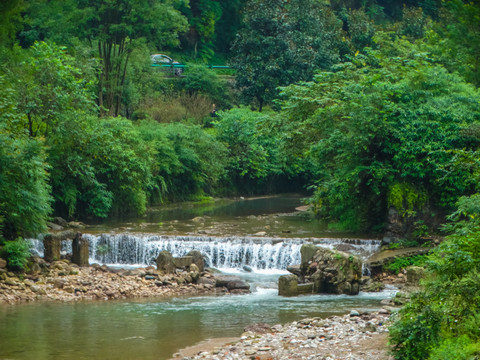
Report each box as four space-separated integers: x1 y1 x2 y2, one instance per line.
387 182 427 217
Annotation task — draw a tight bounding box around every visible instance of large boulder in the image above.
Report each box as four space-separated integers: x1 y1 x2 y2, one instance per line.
278 274 299 296
284 244 362 296
43 234 61 263
72 233 89 267
214 275 250 292
300 244 319 271
186 250 205 272
156 251 175 274
307 246 362 295
173 256 193 269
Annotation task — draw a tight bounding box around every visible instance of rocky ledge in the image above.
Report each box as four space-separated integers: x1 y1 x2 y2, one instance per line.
174 310 393 360
0 257 249 305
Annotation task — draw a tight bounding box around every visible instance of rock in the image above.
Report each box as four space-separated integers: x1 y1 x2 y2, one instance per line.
226 279 249 291
68 221 85 229
361 280 385 292
406 266 425 284
0 258 6 269
186 250 205 272
300 244 318 270
43 234 62 263
254 231 267 236
156 251 175 274
309 247 362 295
243 265 253 272
350 310 360 317
72 233 89 267
362 322 377 332
198 277 216 286
297 283 314 295
214 275 243 288
173 256 193 269
53 217 69 227
47 222 64 231
286 264 301 277
31 285 47 295
244 323 272 334
278 274 299 296
393 291 410 305
5 278 18 286
191 216 205 223
189 264 199 273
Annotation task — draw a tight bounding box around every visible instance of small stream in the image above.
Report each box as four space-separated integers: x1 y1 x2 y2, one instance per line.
0 194 394 360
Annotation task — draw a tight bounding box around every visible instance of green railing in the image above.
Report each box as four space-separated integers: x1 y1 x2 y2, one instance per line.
151 64 231 69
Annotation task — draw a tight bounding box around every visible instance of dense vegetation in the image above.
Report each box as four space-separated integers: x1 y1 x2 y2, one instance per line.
1 1 480 355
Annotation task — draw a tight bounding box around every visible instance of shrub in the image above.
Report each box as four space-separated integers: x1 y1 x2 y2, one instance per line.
389 194 480 359
384 254 427 274
2 238 31 271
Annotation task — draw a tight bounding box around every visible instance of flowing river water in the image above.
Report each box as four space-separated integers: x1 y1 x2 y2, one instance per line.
0 194 395 360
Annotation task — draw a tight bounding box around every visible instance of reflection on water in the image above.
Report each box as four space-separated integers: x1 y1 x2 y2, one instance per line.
0 272 396 360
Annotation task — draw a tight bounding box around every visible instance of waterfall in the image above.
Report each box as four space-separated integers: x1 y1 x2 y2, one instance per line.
29 234 381 271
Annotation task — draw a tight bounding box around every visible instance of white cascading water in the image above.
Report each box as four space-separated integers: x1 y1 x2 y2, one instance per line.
28 235 381 272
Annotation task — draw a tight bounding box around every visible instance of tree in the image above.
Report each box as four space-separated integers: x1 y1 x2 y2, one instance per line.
433 0 480 87
76 0 188 116
18 0 188 117
231 0 343 111
180 0 222 61
214 108 283 193
278 34 480 231
0 0 25 48
0 77 52 239
13 41 96 137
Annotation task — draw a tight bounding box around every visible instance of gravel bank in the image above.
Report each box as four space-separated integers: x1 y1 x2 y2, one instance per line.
0 258 226 304
173 311 394 360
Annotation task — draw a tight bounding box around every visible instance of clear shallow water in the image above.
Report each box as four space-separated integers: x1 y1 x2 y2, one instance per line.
0 272 396 360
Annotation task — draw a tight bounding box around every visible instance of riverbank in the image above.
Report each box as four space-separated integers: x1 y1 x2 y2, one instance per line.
0 257 226 304
172 310 394 360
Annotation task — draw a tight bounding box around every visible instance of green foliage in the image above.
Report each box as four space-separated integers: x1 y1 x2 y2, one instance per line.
0 77 52 238
433 0 480 87
2 238 31 271
12 41 96 137
278 33 480 231
387 183 427 218
214 108 284 193
181 64 229 107
398 6 431 39
384 255 427 274
389 195 480 359
48 116 155 218
231 0 343 111
180 0 222 61
138 120 227 202
0 0 24 48
430 335 480 360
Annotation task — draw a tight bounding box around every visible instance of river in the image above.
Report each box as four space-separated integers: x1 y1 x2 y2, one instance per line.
0 194 394 360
